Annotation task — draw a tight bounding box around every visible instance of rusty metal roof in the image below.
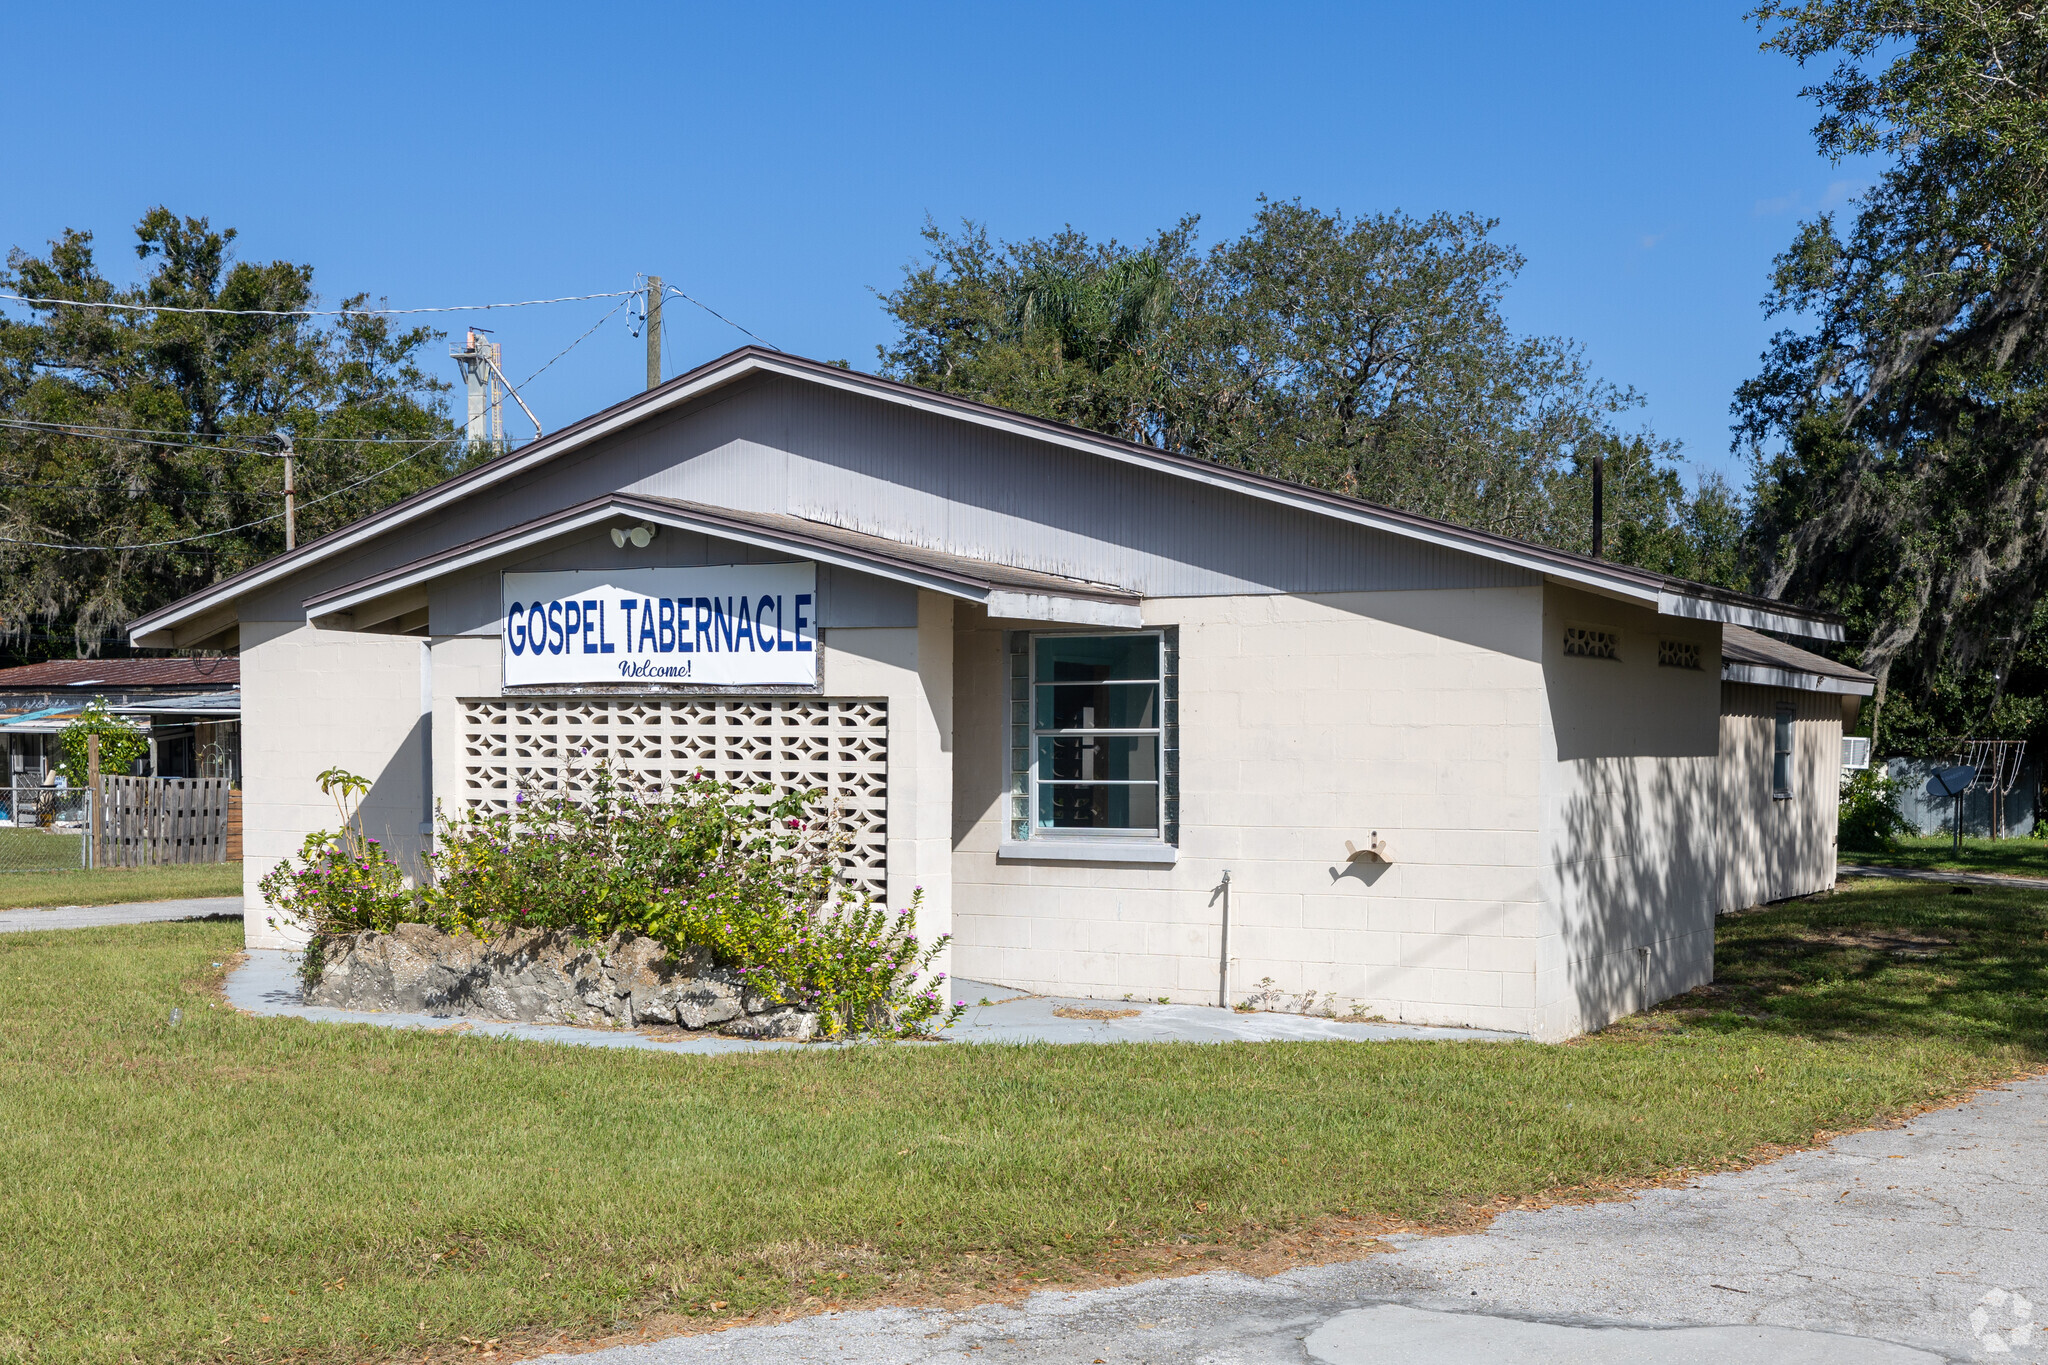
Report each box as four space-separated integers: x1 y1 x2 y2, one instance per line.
0 657 238 690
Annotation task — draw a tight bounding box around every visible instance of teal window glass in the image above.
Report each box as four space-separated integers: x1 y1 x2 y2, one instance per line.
1029 633 1163 836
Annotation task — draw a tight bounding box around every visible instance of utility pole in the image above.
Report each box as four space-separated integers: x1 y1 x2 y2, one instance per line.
86 732 101 870
489 348 504 448
451 328 504 452
646 275 664 390
281 433 297 551
1590 453 1604 559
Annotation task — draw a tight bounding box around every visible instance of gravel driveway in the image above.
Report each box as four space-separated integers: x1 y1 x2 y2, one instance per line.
531 1075 2048 1364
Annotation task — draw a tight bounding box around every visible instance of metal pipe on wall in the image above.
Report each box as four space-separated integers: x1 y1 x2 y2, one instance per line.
1217 869 1233 1008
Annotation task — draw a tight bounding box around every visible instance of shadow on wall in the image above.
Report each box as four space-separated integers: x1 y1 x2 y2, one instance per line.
1553 753 1719 1034
1886 759 2038 839
1327 859 1390 889
358 714 429 885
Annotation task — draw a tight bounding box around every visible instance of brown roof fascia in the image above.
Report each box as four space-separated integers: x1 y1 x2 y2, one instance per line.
301 492 1139 613
136 343 1841 635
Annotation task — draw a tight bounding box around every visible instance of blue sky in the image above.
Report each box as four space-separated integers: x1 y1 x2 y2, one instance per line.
4 2 1866 487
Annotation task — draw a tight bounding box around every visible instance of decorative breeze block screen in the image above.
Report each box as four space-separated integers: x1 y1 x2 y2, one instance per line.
1562 626 1620 660
1657 639 1702 670
461 697 889 902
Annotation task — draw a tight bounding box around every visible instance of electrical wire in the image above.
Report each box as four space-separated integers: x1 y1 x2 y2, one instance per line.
0 280 778 539
514 293 632 389
0 416 468 445
0 436 459 551
0 417 522 469
0 421 274 459
0 483 254 497
665 284 780 351
0 287 643 319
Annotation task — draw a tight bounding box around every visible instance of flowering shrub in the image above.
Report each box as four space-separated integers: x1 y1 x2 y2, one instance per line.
652 882 958 1038
1838 763 1914 851
265 760 963 1038
259 768 414 984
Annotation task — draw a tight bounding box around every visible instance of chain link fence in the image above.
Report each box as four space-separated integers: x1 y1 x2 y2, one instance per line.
0 781 89 870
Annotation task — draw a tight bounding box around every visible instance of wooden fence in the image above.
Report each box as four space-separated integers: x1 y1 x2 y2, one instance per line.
97 776 233 866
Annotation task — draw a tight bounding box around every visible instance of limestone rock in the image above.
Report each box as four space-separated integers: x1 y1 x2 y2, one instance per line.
305 924 770 1034
723 1008 818 1042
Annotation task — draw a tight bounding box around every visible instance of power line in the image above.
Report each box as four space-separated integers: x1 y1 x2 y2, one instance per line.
516 293 634 389
665 284 780 351
0 436 458 552
0 483 258 497
0 421 272 458
0 417 516 465
0 416 467 445
0 287 642 319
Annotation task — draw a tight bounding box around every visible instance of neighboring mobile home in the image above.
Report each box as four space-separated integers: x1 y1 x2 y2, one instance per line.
129 348 1866 1040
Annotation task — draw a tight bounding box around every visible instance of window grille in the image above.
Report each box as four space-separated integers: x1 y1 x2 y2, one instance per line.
1563 626 1619 660
1008 630 1176 843
1773 704 1795 797
461 696 888 902
1657 639 1701 670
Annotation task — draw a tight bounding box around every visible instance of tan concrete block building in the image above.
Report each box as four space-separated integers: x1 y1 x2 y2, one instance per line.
131 349 1870 1040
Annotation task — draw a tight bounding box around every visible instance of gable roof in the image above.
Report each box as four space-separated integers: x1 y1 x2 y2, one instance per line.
128 346 1844 646
303 493 1143 630
1720 625 1875 696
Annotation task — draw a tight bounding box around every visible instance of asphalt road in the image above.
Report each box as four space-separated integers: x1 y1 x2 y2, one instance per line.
0 895 241 932
534 1075 2048 1365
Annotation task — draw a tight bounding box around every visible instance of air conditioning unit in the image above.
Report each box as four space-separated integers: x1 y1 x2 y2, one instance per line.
1841 736 1872 771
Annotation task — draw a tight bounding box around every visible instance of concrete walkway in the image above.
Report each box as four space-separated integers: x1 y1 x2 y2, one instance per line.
1841 863 2048 891
0 895 242 933
222 949 1522 1051
529 1075 2048 1364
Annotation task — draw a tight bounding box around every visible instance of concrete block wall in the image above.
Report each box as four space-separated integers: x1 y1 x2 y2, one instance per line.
951 587 1553 1035
1718 681 1844 912
240 620 432 950
1534 586 1722 1040
428 632 501 840
818 593 956 993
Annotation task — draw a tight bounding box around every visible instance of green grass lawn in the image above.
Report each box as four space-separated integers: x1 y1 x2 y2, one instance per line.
0 862 242 911
1843 834 2048 879
2 878 2042 1365
0 825 83 871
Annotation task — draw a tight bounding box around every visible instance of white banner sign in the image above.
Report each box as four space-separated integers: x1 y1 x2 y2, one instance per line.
502 564 817 686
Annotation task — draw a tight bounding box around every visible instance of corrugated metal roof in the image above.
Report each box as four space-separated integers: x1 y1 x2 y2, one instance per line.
0 657 237 689
0 705 86 726
112 692 242 717
1721 625 1875 695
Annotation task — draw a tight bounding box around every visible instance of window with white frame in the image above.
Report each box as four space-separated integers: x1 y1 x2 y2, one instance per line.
1007 631 1176 842
1773 704 1795 798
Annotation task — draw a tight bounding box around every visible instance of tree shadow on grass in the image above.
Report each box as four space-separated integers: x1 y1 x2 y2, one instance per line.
1636 878 2048 1055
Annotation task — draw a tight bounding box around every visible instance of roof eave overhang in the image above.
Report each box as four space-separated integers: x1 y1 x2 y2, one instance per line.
128 348 1838 645
1657 590 1844 641
303 497 1143 631
129 359 784 645
1720 661 1875 696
